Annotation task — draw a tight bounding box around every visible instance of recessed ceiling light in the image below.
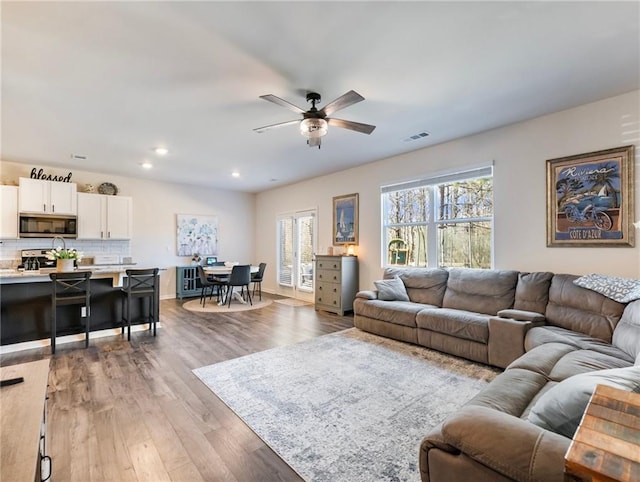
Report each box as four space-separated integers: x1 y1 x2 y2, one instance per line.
232 171 240 178
154 147 168 156
141 161 153 169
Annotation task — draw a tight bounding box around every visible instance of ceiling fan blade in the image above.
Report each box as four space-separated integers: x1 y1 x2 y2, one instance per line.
327 118 376 135
319 90 365 117
259 94 306 114
253 119 300 133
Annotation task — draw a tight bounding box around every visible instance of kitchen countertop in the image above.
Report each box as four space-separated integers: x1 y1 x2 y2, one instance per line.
0 264 141 286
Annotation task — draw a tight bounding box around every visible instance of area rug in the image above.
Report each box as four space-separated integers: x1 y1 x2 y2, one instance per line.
193 328 499 481
273 298 312 307
182 298 272 313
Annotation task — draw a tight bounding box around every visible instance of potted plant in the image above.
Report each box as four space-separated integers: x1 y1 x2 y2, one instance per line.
47 246 84 272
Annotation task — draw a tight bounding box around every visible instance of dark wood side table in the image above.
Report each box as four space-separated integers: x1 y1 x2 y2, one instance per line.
565 384 640 482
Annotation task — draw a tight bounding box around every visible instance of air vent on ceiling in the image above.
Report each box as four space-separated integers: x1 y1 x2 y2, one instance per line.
403 131 430 142
70 153 87 160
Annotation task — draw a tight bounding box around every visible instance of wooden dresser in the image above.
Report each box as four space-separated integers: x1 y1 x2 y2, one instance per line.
314 255 358 315
0 359 51 482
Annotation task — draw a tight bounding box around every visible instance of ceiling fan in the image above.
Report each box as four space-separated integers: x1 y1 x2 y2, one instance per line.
254 90 376 148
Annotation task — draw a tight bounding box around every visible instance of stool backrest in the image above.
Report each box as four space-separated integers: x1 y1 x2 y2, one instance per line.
124 268 159 294
50 271 92 303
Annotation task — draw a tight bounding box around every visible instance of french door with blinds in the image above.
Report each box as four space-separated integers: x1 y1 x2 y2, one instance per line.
277 210 316 296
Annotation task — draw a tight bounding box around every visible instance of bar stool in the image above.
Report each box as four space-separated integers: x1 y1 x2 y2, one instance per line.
120 268 159 341
49 271 92 354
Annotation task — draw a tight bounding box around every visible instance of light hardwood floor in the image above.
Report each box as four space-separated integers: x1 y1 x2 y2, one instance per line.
0 295 354 481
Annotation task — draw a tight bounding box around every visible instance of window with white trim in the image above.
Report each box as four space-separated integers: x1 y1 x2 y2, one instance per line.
381 167 493 268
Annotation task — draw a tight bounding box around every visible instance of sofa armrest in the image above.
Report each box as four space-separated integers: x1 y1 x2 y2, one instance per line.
488 316 545 368
497 309 546 322
441 406 570 482
355 290 378 300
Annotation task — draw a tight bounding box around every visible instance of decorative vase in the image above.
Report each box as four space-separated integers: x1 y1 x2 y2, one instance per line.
56 259 75 272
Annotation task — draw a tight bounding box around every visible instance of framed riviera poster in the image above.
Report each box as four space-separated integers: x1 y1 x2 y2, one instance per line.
546 145 635 247
333 193 359 245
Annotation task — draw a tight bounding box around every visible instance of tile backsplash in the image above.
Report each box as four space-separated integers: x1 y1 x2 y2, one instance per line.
0 238 131 266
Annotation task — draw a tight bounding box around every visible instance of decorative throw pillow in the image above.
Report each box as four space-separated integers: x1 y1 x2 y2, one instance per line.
374 276 410 302
573 273 640 303
528 366 640 438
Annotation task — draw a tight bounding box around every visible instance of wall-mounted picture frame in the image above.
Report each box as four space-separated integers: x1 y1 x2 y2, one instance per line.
546 145 635 247
176 214 219 256
333 193 359 246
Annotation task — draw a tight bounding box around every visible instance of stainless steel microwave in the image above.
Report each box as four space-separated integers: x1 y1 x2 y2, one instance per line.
19 213 77 238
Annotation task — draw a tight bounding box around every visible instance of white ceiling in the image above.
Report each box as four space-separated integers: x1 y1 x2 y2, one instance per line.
2 1 639 193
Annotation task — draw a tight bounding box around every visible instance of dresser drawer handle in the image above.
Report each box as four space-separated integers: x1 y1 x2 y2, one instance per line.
41 455 52 481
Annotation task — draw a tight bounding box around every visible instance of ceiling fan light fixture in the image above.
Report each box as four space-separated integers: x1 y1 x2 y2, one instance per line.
300 118 328 139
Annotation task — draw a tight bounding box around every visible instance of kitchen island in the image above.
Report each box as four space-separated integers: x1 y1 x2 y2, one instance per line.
0 266 159 349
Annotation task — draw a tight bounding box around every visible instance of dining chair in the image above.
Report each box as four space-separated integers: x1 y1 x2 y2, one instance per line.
197 265 224 307
121 268 159 340
251 262 267 300
216 264 252 307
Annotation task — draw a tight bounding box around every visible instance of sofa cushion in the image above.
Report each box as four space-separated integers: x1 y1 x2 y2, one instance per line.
384 267 448 306
442 268 518 315
416 308 490 343
525 326 635 364
528 366 640 438
545 274 625 342
513 271 553 314
612 300 640 360
466 367 549 417
509 342 577 377
574 273 640 303
548 350 633 381
374 276 409 301
354 299 428 327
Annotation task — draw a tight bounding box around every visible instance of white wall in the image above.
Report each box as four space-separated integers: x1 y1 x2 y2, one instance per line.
0 161 256 298
255 90 640 294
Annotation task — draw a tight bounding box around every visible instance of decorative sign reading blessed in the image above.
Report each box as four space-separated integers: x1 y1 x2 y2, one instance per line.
30 168 73 182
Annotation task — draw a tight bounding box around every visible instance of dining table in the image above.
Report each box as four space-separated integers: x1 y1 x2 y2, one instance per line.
203 265 259 305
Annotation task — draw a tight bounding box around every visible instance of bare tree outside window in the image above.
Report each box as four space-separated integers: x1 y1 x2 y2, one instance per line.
382 173 493 268
437 178 493 268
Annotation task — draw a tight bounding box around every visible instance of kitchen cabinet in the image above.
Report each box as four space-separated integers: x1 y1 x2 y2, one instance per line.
19 177 77 215
0 185 18 238
77 193 132 239
314 255 358 315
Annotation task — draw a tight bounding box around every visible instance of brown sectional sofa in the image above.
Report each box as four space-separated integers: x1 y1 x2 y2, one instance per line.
353 267 640 482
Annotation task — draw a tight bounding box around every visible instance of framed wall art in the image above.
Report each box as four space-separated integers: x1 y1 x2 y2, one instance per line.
546 145 635 247
176 214 219 256
333 193 359 246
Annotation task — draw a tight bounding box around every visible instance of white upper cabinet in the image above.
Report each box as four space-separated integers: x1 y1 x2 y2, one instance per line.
77 193 132 240
19 178 77 215
0 185 19 238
